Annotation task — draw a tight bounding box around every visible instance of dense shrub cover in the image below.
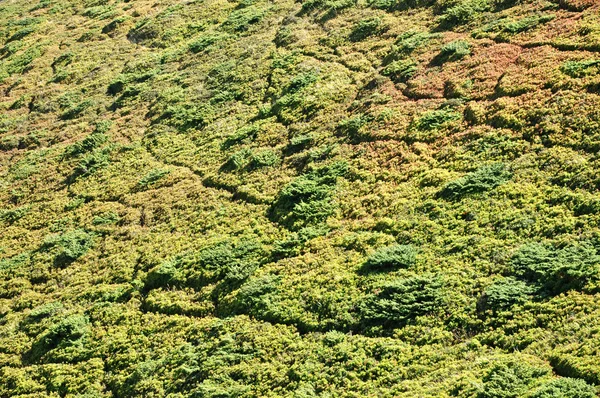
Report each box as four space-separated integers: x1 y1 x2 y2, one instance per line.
1 0 600 395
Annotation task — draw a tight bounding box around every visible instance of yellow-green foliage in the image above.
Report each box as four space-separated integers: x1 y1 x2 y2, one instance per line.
1 0 600 396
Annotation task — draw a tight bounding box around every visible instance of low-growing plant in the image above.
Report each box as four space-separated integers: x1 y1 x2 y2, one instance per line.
382 59 418 83
437 163 511 200
349 17 385 42
269 162 348 230
138 169 170 188
42 229 95 267
476 277 534 315
360 274 444 330
413 109 462 131
436 40 471 63
511 241 600 294
362 244 417 271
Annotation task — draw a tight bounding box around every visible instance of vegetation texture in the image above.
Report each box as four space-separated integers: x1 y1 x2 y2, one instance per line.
1 0 600 396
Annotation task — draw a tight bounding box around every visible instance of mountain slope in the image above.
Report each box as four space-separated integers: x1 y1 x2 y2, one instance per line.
1 0 600 396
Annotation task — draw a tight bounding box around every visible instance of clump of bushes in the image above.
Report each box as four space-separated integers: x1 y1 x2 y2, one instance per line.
382 59 418 83
221 7 265 33
510 241 600 294
438 0 490 28
560 59 600 78
145 239 265 293
362 244 417 271
437 163 511 200
64 132 108 158
413 109 462 131
360 274 444 330
189 33 229 53
389 31 434 59
349 17 386 42
27 314 90 363
436 40 471 63
528 378 597 398
476 277 534 315
138 169 170 189
269 162 348 230
476 360 549 398
42 229 95 267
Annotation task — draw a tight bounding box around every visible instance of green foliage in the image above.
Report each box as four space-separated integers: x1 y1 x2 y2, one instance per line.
64 132 108 158
438 163 511 200
362 244 417 271
5 45 44 74
477 360 549 398
437 40 471 62
269 162 348 230
528 378 597 398
42 229 95 267
189 32 229 53
560 59 600 78
360 274 444 330
511 242 600 294
439 0 490 27
349 17 385 42
382 59 418 83
413 108 462 131
221 7 265 33
27 314 90 363
477 277 534 315
389 31 433 59
502 14 555 34
138 169 170 188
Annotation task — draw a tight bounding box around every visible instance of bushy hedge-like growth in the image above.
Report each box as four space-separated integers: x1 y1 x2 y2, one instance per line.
438 163 511 200
511 242 600 294
269 162 348 230
362 244 417 271
360 274 443 329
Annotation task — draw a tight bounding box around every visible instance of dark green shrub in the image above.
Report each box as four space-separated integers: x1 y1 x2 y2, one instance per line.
476 277 534 315
189 33 229 53
360 274 444 329
439 0 490 27
502 14 555 34
413 109 462 131
301 0 356 14
389 31 433 58
269 162 348 230
528 378 596 398
7 26 37 42
337 114 373 141
228 274 280 316
71 149 110 180
438 163 511 200
362 244 417 271
101 16 128 34
221 7 265 33
248 149 279 170
436 40 471 63
27 314 89 363
349 17 385 42
64 132 107 157
368 0 433 11
477 360 549 398
145 260 183 291
92 212 119 225
511 242 600 294
60 100 93 120
6 45 44 74
560 60 600 78
138 169 170 188
43 229 95 267
382 59 418 83
222 124 257 148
